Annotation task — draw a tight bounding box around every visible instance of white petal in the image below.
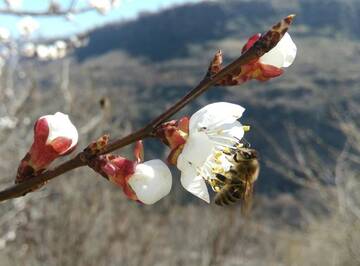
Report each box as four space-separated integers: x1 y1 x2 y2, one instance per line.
208 121 244 148
176 153 188 172
259 48 285 68
128 160 172 205
189 102 245 133
180 166 209 203
179 131 213 168
222 121 245 139
259 33 297 68
41 112 78 149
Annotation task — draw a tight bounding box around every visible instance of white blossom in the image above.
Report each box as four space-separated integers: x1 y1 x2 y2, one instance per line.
17 16 39 37
259 32 297 68
0 27 10 42
47 45 58 60
177 102 245 202
55 40 67 58
128 159 172 204
5 0 22 10
36 45 50 60
89 0 112 14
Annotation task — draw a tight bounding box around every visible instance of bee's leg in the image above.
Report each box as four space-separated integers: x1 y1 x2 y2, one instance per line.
231 185 244 199
214 194 224 206
215 173 227 183
215 191 236 206
210 173 229 192
210 174 226 192
225 187 238 203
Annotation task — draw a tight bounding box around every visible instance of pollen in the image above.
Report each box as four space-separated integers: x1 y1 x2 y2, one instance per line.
243 125 251 132
212 166 224 174
214 151 223 159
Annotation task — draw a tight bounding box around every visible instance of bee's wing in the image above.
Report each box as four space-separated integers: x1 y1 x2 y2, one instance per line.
241 181 254 216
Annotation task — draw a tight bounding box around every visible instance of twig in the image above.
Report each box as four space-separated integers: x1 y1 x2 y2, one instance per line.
0 15 295 203
67 0 79 13
0 7 93 17
0 154 86 201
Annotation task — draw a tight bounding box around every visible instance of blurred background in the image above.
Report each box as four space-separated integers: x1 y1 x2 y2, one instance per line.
0 0 359 265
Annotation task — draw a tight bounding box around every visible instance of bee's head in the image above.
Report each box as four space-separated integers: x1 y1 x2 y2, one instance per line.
238 148 259 161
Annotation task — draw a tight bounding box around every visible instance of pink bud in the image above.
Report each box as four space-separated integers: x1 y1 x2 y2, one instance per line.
16 112 78 184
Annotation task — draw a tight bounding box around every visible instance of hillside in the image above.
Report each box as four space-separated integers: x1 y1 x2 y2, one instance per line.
75 0 360 61
58 0 360 194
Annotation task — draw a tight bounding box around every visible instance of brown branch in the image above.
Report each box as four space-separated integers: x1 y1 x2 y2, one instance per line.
0 154 86 201
0 14 295 203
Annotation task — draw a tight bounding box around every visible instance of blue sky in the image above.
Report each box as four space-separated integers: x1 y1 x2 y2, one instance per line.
0 0 202 39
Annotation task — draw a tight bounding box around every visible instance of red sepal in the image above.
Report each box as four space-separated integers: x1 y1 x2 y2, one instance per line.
134 140 144 163
101 156 138 201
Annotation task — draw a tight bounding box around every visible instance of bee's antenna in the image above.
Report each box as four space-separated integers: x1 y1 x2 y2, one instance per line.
241 138 251 148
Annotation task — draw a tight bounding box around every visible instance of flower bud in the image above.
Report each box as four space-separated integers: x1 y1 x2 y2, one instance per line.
101 153 172 204
16 112 78 183
87 136 172 205
207 15 296 86
128 160 172 205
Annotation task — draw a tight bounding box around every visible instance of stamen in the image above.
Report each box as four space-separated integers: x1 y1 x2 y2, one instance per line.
243 125 251 132
210 140 237 149
222 147 232 155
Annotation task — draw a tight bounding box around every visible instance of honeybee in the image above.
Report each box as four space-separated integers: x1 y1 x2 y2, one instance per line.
211 147 260 213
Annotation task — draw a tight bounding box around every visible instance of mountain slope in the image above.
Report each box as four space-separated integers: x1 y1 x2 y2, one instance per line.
75 0 360 62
